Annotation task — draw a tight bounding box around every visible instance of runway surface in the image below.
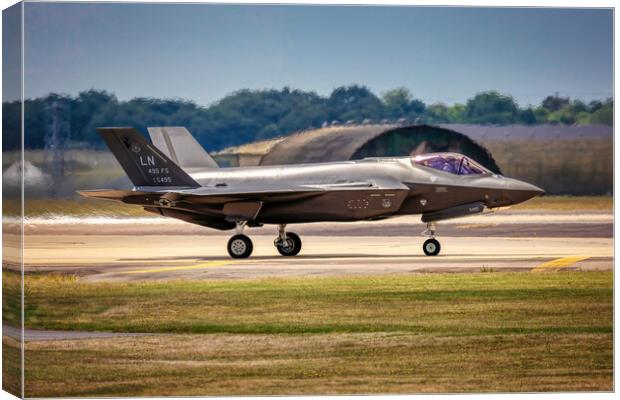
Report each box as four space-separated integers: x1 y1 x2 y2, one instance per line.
4 211 612 282
16 211 614 237
16 233 612 281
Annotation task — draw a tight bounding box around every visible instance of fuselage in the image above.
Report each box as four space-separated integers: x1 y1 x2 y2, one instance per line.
143 155 544 225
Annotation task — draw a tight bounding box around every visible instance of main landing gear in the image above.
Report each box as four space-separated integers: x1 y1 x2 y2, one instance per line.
227 221 437 258
422 221 441 256
274 224 302 256
226 222 302 259
227 222 253 259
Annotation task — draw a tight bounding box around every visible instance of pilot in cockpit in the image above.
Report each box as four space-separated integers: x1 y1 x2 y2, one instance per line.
412 153 490 176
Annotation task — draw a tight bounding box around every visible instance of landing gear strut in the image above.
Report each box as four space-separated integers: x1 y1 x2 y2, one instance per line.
422 221 441 256
227 221 253 259
274 224 302 256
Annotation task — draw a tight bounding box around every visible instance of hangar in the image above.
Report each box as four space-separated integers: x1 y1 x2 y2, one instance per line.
215 124 501 174
210 123 611 194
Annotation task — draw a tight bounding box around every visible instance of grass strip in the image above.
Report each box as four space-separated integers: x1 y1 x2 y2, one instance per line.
8 271 612 337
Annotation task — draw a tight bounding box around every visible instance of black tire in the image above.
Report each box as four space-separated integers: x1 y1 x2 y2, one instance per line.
276 232 302 256
227 234 253 259
423 238 440 256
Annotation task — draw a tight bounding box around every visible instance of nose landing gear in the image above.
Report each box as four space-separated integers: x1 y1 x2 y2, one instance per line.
274 224 302 256
422 222 441 256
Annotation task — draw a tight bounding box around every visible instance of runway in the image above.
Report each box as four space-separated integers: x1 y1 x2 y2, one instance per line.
17 235 612 281
16 211 614 237
4 211 611 282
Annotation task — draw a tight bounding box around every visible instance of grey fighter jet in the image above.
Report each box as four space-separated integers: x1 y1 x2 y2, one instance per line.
79 127 544 258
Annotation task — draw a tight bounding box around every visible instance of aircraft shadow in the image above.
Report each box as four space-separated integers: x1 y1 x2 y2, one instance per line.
119 253 540 262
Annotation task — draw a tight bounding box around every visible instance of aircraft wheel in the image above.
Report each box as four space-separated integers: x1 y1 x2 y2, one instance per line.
276 232 302 256
423 238 440 256
227 234 253 259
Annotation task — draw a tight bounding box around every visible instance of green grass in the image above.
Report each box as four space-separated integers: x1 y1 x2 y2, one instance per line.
2 270 22 328
24 332 612 396
14 271 612 336
15 270 613 396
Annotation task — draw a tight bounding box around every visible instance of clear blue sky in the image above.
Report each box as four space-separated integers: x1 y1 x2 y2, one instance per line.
21 3 613 107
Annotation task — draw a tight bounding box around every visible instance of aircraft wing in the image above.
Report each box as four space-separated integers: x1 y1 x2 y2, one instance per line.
78 178 409 204
169 178 408 199
77 183 325 205
79 178 410 224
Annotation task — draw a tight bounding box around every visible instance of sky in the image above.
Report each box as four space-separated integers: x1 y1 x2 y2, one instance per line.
12 3 615 106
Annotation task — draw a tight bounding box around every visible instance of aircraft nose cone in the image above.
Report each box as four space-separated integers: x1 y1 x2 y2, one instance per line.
505 179 545 204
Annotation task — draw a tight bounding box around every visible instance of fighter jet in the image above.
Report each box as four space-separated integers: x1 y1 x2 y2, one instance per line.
79 127 544 258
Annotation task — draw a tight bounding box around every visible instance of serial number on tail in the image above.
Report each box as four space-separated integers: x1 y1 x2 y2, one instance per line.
152 176 173 184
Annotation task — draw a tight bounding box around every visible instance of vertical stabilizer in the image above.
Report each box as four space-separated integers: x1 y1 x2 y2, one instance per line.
97 127 199 188
148 127 219 170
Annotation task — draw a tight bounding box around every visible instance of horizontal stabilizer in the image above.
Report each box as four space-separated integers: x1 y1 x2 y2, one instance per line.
77 189 137 201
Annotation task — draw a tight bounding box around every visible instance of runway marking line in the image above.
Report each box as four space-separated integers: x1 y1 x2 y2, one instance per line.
531 256 589 272
122 261 233 274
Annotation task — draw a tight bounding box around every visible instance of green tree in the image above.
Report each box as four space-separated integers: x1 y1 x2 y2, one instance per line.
328 85 384 122
464 91 518 124
446 104 466 123
517 107 537 125
382 87 412 119
547 105 576 125
425 103 450 123
541 95 570 112
2 100 21 150
588 99 613 125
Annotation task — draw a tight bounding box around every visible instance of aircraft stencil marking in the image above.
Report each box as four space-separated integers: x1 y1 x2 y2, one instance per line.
140 155 156 166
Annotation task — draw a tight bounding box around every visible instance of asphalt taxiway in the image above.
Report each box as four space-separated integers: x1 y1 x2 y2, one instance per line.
7 210 609 282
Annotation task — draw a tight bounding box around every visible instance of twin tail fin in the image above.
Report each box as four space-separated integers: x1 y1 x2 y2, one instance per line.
97 127 200 188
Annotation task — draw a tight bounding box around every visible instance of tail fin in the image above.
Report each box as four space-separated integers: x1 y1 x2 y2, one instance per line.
147 127 219 170
98 127 199 188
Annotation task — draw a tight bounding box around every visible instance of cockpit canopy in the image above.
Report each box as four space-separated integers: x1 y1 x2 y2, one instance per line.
412 153 492 176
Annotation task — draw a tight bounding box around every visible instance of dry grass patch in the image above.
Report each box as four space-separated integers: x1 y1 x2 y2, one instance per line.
510 195 612 211
25 332 612 396
2 336 22 397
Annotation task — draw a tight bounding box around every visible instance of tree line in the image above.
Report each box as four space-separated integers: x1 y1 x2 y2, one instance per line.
2 86 613 151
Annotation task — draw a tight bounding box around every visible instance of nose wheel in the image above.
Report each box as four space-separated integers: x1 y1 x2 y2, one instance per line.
274 224 302 256
423 238 440 256
422 221 441 256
